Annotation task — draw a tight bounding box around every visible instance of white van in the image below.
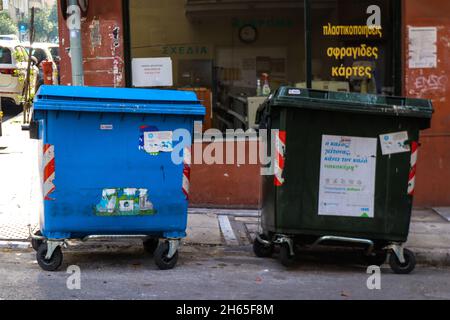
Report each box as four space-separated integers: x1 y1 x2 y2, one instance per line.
0 40 38 109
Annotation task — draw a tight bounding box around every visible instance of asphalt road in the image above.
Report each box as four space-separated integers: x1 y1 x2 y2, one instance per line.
0 244 449 300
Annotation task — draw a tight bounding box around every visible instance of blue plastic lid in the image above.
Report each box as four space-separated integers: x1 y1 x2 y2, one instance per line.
33 85 206 116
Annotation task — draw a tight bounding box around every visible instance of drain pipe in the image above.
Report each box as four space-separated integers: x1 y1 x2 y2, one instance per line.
67 0 84 86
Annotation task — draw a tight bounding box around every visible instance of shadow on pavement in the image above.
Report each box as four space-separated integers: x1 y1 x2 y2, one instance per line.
1 107 22 122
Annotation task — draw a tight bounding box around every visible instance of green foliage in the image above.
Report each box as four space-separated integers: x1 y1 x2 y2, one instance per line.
0 12 19 35
34 5 59 42
12 48 36 104
18 5 59 42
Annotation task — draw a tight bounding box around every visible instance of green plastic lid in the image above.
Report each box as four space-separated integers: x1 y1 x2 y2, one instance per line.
269 87 433 119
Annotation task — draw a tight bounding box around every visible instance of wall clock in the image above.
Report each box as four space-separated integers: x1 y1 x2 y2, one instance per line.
239 25 258 44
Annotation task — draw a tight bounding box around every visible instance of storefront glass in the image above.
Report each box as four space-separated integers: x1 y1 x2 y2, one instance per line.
311 0 399 96
128 0 400 131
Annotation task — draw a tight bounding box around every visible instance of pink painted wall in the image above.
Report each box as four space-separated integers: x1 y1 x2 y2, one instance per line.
404 0 450 206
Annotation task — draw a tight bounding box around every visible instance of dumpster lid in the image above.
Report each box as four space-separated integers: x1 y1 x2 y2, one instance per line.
33 85 206 116
269 87 433 119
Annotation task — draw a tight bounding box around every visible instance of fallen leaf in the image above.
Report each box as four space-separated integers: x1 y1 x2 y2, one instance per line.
341 291 350 297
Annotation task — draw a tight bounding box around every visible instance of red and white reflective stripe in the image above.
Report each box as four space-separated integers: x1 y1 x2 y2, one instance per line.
274 130 286 187
408 141 419 196
182 146 191 199
43 144 56 201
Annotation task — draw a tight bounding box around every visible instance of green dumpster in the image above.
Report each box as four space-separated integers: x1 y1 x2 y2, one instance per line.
254 87 433 274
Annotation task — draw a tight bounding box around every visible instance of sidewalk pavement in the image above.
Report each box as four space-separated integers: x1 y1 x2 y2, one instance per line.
0 115 449 266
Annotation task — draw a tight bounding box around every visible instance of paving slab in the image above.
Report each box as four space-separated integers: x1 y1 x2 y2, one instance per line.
229 217 252 245
412 208 447 223
189 208 260 217
218 215 239 246
407 231 450 250
185 213 222 245
433 208 450 222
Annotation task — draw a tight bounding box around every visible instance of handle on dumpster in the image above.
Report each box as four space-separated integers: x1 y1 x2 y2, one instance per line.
385 96 406 106
308 90 329 100
21 120 39 140
256 102 272 131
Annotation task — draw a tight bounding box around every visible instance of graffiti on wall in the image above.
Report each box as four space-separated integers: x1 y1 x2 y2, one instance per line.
110 25 123 87
89 18 102 53
406 25 450 103
410 74 448 101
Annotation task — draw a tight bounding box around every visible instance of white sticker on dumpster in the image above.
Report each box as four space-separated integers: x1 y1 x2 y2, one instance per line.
143 131 173 154
318 135 377 219
379 131 410 155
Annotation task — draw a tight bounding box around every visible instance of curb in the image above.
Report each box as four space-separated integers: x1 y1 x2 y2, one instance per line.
412 247 450 267
0 239 225 252
1 240 450 268
0 241 31 250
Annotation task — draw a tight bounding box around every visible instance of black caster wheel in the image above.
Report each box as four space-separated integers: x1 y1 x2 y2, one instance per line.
389 248 416 275
279 243 296 268
154 241 178 270
31 230 43 252
143 238 159 255
36 243 63 272
363 250 388 266
253 235 274 258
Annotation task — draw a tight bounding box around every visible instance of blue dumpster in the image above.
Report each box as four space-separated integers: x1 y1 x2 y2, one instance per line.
30 85 205 271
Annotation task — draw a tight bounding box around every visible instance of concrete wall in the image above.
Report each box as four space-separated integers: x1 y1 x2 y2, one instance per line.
57 0 126 87
404 0 450 206
190 141 262 208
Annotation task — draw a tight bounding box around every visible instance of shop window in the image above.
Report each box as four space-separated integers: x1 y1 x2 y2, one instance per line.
309 0 398 96
129 0 305 132
128 0 400 132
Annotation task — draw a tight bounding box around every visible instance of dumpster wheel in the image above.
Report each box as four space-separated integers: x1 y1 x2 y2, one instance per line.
279 243 296 268
36 243 63 272
362 250 388 267
253 234 274 258
389 248 416 275
143 238 159 255
154 241 179 270
31 230 44 252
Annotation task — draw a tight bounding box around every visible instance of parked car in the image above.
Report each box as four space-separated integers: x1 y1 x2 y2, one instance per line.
0 35 20 41
0 40 39 109
24 42 59 89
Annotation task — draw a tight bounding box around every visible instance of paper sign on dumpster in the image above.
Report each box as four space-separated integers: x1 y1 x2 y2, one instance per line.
318 135 377 218
143 131 173 154
379 131 410 155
